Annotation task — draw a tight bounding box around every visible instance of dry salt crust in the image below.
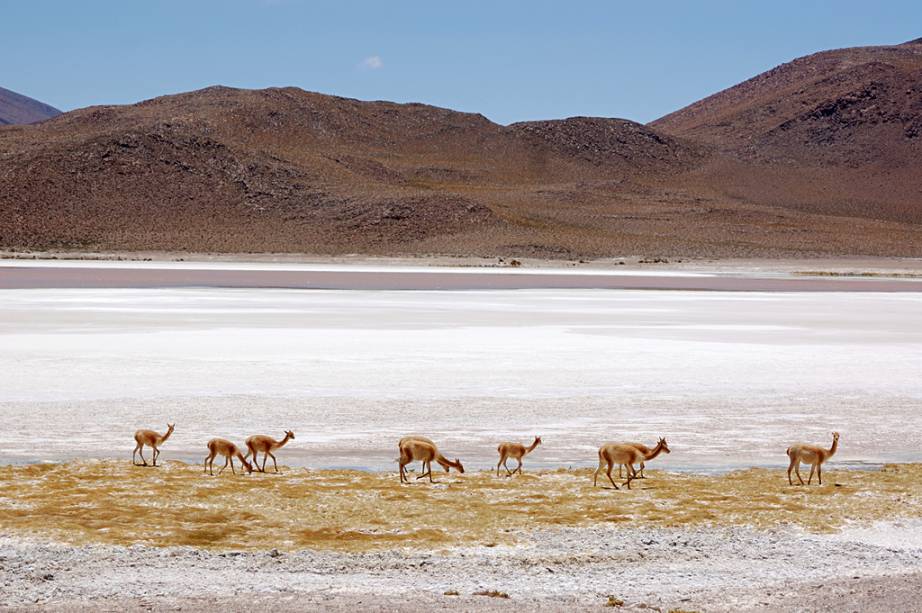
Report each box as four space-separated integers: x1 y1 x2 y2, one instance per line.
1 284 922 470
2 523 922 611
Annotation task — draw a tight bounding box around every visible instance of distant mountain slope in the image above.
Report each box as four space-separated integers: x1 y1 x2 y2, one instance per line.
0 87 61 125
651 40 922 225
651 40 922 165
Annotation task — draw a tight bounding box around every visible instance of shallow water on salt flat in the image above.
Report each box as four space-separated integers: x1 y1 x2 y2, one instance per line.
1 286 921 470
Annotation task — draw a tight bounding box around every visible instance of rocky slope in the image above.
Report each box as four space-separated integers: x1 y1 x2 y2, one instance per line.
652 39 922 224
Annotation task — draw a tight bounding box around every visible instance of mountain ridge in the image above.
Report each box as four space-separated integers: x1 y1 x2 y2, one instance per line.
3 40 922 258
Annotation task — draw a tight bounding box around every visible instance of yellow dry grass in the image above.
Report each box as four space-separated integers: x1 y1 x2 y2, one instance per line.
1 461 920 552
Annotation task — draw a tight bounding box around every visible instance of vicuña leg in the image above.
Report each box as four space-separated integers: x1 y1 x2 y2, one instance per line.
605 463 619 489
623 464 637 490
593 460 603 486
793 460 805 485
269 451 279 473
416 460 433 482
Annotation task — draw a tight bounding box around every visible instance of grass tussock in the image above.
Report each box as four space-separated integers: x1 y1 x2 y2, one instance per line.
1 461 921 552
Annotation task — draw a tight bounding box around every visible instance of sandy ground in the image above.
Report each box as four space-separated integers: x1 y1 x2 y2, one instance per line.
4 522 922 611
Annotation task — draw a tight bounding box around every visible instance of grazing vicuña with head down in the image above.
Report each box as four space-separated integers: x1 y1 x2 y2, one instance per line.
398 436 464 483
787 432 839 485
204 438 253 476
132 423 174 467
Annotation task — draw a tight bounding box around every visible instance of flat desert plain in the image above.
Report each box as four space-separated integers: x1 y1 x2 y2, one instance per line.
2 259 922 611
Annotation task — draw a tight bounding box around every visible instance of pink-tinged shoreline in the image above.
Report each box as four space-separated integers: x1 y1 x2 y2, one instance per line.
3 265 922 291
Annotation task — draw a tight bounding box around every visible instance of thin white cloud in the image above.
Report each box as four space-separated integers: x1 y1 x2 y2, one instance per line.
360 55 384 70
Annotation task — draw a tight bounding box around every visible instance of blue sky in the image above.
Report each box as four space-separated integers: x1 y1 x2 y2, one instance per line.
2 1 919 124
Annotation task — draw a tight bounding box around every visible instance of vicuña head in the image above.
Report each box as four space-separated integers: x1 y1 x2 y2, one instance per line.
438 457 464 473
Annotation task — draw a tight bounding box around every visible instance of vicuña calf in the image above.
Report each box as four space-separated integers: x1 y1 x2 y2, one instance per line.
132 423 174 467
204 438 253 476
787 432 839 485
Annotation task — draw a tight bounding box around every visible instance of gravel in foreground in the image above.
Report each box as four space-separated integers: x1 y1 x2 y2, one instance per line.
3 521 922 612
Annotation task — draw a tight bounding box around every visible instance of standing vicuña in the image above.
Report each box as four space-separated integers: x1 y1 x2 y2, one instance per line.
132 423 174 467
594 438 670 490
398 436 464 483
496 436 542 476
243 430 295 473
618 438 672 478
204 438 253 476
787 432 839 485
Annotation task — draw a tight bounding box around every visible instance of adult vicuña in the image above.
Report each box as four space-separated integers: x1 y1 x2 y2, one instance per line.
618 437 672 478
243 430 295 473
204 438 254 476
496 436 542 476
132 423 174 467
398 436 464 483
786 431 839 486
594 438 670 490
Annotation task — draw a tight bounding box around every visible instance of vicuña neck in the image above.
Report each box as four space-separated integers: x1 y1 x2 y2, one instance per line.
526 438 540 454
160 428 174 443
828 437 839 457
437 454 460 470
645 442 665 461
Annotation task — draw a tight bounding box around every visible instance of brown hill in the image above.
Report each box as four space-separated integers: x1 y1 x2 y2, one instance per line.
0 87 61 126
3 40 922 259
0 86 720 256
652 40 922 224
